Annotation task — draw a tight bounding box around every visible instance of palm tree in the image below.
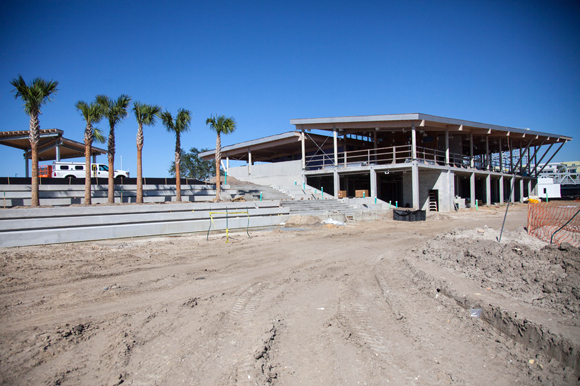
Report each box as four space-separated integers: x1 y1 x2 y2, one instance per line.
161 109 192 202
97 94 132 203
10 75 58 207
206 115 236 201
133 102 161 203
75 100 105 205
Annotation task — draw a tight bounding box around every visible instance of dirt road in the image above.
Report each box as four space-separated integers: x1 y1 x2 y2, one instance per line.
1 205 578 385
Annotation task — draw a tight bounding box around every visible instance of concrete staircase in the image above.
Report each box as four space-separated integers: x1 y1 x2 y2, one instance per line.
231 183 293 201
271 184 334 200
279 199 360 216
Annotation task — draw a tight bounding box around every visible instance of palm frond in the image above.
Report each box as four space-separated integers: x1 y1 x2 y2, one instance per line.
93 128 106 144
161 111 175 133
206 114 236 135
11 75 59 116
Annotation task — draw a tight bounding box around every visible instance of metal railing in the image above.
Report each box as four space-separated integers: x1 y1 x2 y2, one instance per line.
305 145 532 175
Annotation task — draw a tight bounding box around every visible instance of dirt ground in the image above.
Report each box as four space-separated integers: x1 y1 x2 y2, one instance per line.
1 204 579 385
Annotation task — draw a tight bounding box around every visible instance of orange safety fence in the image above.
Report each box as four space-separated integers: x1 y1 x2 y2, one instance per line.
528 202 580 247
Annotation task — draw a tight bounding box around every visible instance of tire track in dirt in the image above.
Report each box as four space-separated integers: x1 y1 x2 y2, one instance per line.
221 282 279 385
337 285 417 384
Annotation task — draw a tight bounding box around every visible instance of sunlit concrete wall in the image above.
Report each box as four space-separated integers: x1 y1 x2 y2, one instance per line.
228 160 303 186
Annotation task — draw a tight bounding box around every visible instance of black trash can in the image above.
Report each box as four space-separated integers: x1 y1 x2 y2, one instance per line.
393 209 426 222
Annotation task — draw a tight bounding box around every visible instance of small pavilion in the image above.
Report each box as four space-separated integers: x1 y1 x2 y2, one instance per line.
0 129 107 177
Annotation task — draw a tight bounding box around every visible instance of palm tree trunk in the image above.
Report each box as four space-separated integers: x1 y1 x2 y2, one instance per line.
175 133 181 202
215 133 221 201
84 139 92 205
29 113 40 207
30 144 39 207
107 129 115 204
136 124 144 203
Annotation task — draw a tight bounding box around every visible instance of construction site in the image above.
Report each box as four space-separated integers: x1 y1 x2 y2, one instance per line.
0 114 579 385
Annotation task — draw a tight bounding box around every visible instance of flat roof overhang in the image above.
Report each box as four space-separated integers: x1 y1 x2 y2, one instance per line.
199 131 343 162
0 129 107 161
290 113 572 147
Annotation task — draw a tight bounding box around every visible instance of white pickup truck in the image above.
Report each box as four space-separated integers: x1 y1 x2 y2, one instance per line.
52 162 130 179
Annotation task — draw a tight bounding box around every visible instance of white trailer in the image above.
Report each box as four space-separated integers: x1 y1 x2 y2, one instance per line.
52 161 130 179
537 177 561 200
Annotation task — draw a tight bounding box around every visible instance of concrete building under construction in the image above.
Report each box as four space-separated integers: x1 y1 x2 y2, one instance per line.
200 113 572 212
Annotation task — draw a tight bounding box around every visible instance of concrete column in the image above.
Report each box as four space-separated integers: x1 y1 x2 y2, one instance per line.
499 137 503 172
445 130 449 165
56 140 61 162
510 139 513 173
528 179 532 199
248 149 252 175
343 132 348 167
470 172 475 208
412 162 419 209
370 168 377 199
333 128 338 166
25 152 29 178
499 175 504 204
411 125 417 160
373 130 378 163
486 173 491 206
333 169 340 198
510 176 515 203
301 128 306 170
470 133 474 168
448 170 454 211
519 140 523 175
226 155 230 174
519 178 524 202
485 136 490 170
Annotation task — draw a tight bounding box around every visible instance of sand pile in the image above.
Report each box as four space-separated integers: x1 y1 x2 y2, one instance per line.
419 226 580 321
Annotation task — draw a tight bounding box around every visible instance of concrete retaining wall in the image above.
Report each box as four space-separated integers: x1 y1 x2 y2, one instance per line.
228 160 303 186
0 201 290 247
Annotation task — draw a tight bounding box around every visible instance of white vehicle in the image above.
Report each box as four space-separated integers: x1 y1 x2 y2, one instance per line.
52 161 130 179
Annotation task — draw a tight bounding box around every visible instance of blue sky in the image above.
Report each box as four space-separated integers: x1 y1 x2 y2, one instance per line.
1 0 579 177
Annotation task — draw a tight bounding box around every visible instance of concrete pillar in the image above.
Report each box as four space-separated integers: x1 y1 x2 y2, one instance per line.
334 169 340 198
470 133 474 168
519 178 524 202
448 170 454 211
499 175 504 204
510 139 513 174
411 125 417 160
445 130 449 165
56 140 61 162
226 155 230 174
370 168 377 199
301 128 306 170
248 149 252 175
499 137 503 172
333 128 338 166
373 130 378 163
343 132 348 167
412 162 419 209
486 173 491 206
25 152 29 178
510 176 515 203
528 179 532 199
485 136 490 170
470 172 475 208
